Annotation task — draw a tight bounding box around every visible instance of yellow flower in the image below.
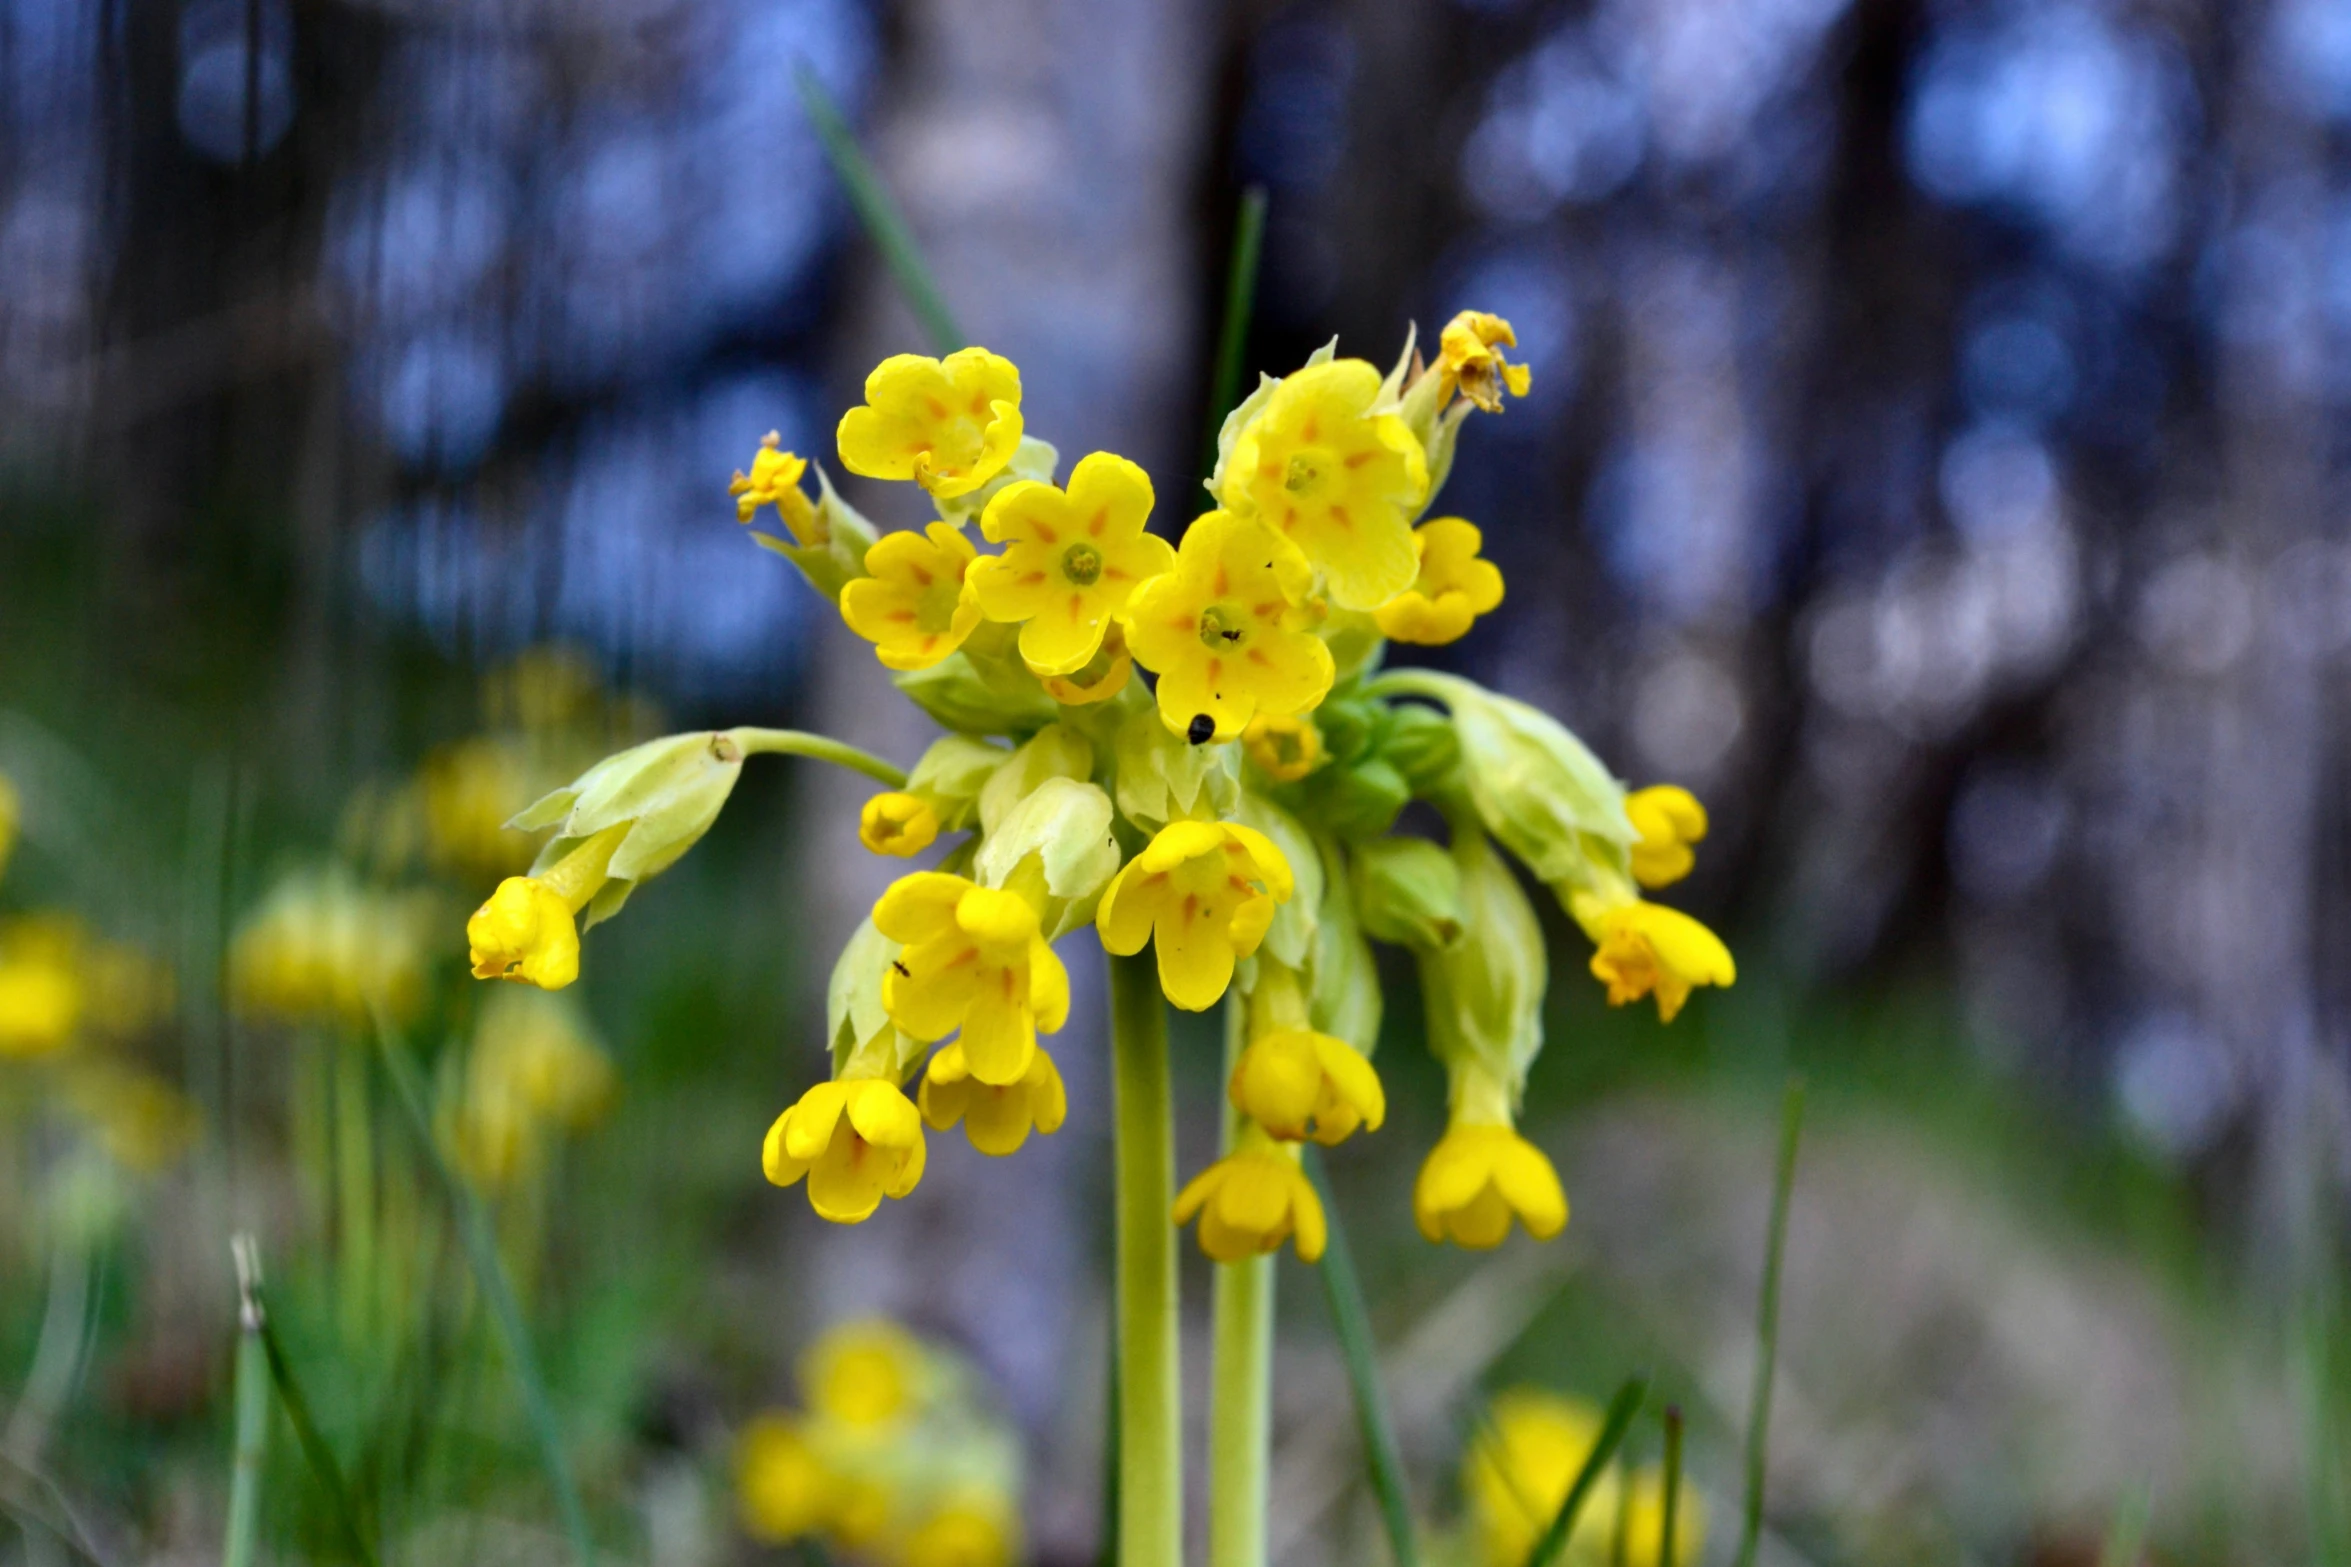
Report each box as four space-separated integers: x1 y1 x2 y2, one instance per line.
1438 310 1532 415
0 771 18 882
919 1040 1068 1156
860 792 941 857
1228 1028 1384 1145
0 924 85 1059
1585 901 1734 1023
452 989 613 1186
840 522 985 671
1626 785 1707 889
762 1077 928 1223
417 736 543 879
1464 1390 1618 1567
1221 358 1429 610
1038 620 1135 705
836 347 1024 500
737 1414 837 1543
875 873 1070 1086
969 451 1175 675
1095 820 1293 1011
802 1318 928 1430
1416 1067 1567 1249
1621 1465 1706 1567
902 1495 1020 1567
1122 510 1334 744
1241 713 1323 783
1172 1131 1326 1263
468 877 583 990
730 431 821 546
1372 518 1505 645
231 871 431 1024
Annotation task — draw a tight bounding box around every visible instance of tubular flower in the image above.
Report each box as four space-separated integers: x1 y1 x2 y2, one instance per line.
730 432 821 546
1464 1391 1619 1567
1221 358 1429 610
919 1040 1067 1155
1585 900 1735 1023
1415 1063 1566 1248
1173 1128 1327 1263
1095 820 1294 1011
836 348 1024 500
841 522 985 671
1372 517 1505 645
1122 510 1334 744
969 451 1175 676
874 873 1070 1086
762 1077 929 1223
1437 310 1532 415
1229 1027 1385 1145
1039 620 1134 704
860 792 941 857
1626 785 1708 888
1241 712 1323 783
467 822 629 991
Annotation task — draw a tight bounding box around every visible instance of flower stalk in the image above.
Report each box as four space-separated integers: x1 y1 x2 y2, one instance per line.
1110 950 1182 1567
1210 999 1276 1567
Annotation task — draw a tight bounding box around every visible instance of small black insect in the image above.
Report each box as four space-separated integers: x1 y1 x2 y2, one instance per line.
1186 713 1216 745
891 959 912 977
1220 628 1243 642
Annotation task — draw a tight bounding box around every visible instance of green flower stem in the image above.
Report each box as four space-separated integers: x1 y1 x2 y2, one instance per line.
1525 1374 1649 1567
1302 1148 1420 1567
724 727 908 788
224 1238 272 1567
1209 1001 1274 1567
1660 1405 1685 1567
1109 951 1181 1567
1198 187 1269 507
1734 1079 1806 1567
793 64 965 356
1360 669 1463 707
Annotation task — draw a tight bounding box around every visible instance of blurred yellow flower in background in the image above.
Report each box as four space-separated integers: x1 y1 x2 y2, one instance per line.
804 1318 930 1431
1465 1390 1619 1567
448 988 614 1189
232 868 432 1027
0 920 87 1059
0 771 18 883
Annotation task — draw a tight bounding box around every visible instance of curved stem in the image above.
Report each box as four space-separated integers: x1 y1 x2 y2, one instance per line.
723 727 908 788
1209 1000 1274 1567
1110 951 1181 1567
1360 668 1465 707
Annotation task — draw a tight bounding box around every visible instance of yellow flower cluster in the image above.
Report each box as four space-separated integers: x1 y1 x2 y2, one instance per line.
446 988 615 1189
1461 1390 1704 1567
230 868 434 1028
0 915 172 1061
736 1319 1025 1567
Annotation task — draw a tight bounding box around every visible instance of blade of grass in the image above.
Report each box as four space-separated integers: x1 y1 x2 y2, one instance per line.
1733 1078 1806 1567
1522 1374 1649 1567
249 1274 380 1567
1659 1405 1685 1567
794 63 963 356
1197 185 1268 505
2097 1481 2151 1567
372 1017 595 1567
224 1236 273 1567
1301 1147 1418 1567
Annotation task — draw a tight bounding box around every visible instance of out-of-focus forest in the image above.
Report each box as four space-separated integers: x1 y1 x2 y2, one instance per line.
2 0 2349 1563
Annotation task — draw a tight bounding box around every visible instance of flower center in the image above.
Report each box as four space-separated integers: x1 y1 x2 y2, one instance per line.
1283 452 1329 495
1060 542 1104 587
1197 604 1249 651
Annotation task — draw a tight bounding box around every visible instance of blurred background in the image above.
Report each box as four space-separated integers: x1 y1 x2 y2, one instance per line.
1 0 2348 1561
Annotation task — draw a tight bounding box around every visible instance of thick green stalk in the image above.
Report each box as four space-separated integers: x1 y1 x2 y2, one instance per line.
1109 951 1181 1567
1209 1001 1274 1567
793 65 965 356
1734 1079 1806 1567
725 727 907 788
1302 1148 1419 1567
224 1239 272 1567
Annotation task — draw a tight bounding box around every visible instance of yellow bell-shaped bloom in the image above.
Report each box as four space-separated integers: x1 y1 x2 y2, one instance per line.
1438 310 1533 415
1586 900 1734 1023
467 877 580 990
836 348 1024 500
736 1415 839 1543
1173 1128 1326 1263
1373 517 1505 645
840 522 985 671
859 792 941 857
874 873 1070 1086
730 431 822 546
1416 1123 1568 1248
918 1040 1068 1156
1625 785 1708 888
1241 712 1323 783
762 1077 929 1223
1095 819 1294 1011
1221 358 1429 610
1038 620 1135 705
1122 510 1334 744
969 450 1175 676
1464 1390 1619 1567
1228 1027 1384 1145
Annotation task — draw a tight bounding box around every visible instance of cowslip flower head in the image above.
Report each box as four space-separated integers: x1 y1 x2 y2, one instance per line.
762 1077 928 1224
1241 712 1323 783
1221 358 1429 610
875 873 1070 1086
969 451 1175 675
1228 1027 1385 1145
1038 620 1134 704
836 347 1023 499
1626 784 1708 888
1584 899 1735 1023
1465 1390 1618 1567
919 1040 1068 1156
1172 1130 1326 1262
1095 819 1294 1011
840 522 985 671
1122 510 1334 744
1437 310 1533 415
859 792 940 857
731 432 821 546
1373 517 1505 645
